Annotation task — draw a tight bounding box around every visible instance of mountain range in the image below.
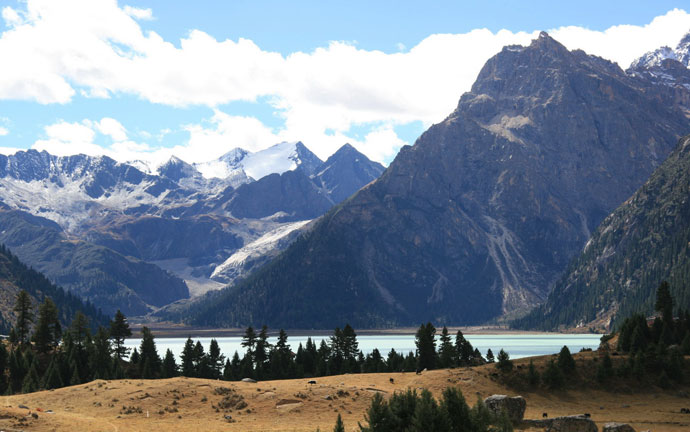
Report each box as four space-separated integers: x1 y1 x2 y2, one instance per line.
0 142 384 316
180 32 690 329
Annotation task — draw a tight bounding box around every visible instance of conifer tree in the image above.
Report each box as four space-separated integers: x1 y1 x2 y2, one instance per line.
32 297 61 354
21 357 40 393
527 359 540 386
13 290 33 344
241 326 257 367
160 348 177 379
208 339 225 379
438 326 456 368
222 358 233 381
440 386 472 432
91 326 112 379
486 349 495 363
333 413 345 432
138 326 161 378
359 392 393 432
415 322 436 371
496 349 513 372
596 353 614 383
544 359 564 389
109 310 132 360
180 337 196 377
42 357 64 390
557 346 575 375
69 361 81 386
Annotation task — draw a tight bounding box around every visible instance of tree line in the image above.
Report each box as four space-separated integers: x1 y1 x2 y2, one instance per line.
2 292 509 394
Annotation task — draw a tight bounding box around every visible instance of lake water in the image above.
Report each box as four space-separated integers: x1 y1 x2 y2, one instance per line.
123 333 602 361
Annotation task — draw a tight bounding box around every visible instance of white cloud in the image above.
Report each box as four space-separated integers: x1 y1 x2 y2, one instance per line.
123 5 153 21
0 126 8 136
95 117 127 141
2 1 690 163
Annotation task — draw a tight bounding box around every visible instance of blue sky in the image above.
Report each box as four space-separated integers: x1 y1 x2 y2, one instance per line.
0 0 689 167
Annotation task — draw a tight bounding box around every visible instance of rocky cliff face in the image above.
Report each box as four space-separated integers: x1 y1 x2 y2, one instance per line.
514 134 690 331
185 33 690 329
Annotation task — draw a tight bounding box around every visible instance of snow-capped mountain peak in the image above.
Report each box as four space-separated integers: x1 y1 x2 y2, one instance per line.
194 141 323 181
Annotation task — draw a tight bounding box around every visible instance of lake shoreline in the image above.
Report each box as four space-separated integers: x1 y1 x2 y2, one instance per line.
130 323 602 338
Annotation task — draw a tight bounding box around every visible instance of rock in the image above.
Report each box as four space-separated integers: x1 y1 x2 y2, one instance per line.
241 378 257 383
18 405 29 409
603 423 636 432
546 415 598 432
483 395 526 423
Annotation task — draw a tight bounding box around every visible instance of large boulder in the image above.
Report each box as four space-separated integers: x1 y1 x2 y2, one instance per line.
546 415 598 432
603 423 635 432
483 395 526 423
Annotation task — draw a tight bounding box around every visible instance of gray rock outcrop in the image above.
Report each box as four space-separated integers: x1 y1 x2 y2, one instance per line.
603 423 635 432
546 415 598 432
483 394 526 423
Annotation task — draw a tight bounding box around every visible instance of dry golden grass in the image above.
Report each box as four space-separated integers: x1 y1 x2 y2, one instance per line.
0 353 688 431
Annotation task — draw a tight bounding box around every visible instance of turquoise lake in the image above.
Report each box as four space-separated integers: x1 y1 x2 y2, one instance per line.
124 333 602 361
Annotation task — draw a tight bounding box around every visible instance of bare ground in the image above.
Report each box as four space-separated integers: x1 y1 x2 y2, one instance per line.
0 353 688 431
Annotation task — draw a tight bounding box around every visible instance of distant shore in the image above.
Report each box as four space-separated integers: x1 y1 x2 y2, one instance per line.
130 322 602 338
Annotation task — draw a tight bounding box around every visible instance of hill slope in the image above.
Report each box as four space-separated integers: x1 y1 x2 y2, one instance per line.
0 244 108 333
184 32 690 328
514 134 690 331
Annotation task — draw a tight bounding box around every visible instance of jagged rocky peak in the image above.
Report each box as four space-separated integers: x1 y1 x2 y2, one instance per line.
157 155 200 181
218 147 249 166
627 30 690 86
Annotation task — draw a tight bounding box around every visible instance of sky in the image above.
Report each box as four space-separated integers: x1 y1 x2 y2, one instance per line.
0 1 689 167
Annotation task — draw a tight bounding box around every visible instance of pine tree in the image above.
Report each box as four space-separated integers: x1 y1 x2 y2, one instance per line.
180 337 196 377
333 413 345 432
208 339 225 379
222 358 233 381
359 392 392 432
91 326 112 379
13 290 33 344
271 329 292 379
496 349 513 372
411 389 450 432
42 358 64 390
161 349 178 378
527 360 540 386
138 326 161 378
69 361 81 386
438 326 456 368
415 322 437 371
21 357 40 393
241 326 257 367
544 359 564 389
557 346 575 375
596 354 614 383
109 310 132 360
32 297 61 354
486 349 495 363
440 386 472 432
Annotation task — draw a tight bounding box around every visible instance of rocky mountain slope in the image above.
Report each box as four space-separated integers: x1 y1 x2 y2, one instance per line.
513 134 690 331
0 142 383 316
183 32 690 329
